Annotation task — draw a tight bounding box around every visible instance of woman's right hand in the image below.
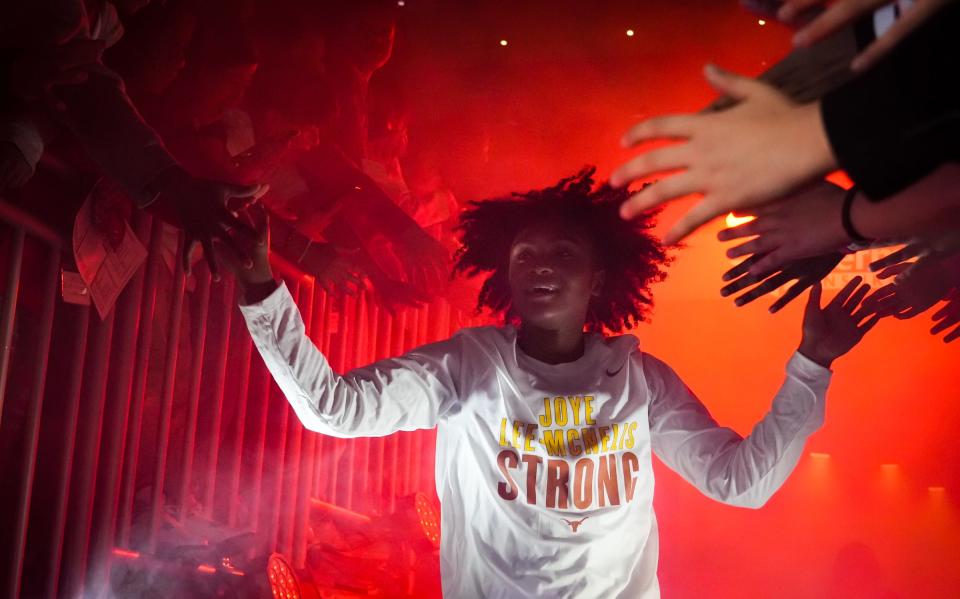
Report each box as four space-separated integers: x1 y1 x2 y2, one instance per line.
221 203 274 287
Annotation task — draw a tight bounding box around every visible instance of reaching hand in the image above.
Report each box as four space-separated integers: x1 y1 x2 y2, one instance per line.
0 142 33 191
299 244 366 295
863 252 960 319
218 203 273 287
799 277 879 368
779 0 949 71
717 180 850 276
612 65 836 245
394 226 450 296
721 251 844 313
146 166 268 281
930 289 960 343
867 242 929 275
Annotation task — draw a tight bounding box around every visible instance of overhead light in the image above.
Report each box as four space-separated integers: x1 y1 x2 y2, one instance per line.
500 39 508 46
758 19 766 26
626 29 635 37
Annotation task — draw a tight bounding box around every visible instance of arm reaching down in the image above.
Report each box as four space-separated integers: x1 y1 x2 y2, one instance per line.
646 351 829 509
239 283 462 438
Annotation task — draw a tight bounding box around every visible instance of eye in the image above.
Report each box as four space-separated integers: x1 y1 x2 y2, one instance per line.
514 248 533 261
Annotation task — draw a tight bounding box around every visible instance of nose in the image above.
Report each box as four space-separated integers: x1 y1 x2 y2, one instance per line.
533 263 554 276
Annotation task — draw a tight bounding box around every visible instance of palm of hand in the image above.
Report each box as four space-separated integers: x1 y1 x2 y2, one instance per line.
871 254 957 318
718 181 847 277
800 277 878 367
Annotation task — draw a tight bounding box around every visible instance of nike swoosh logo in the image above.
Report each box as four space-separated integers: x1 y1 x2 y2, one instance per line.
605 363 624 377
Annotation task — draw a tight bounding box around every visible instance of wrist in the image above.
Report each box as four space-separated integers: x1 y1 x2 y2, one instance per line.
799 101 839 175
240 277 280 305
798 340 834 369
841 186 872 244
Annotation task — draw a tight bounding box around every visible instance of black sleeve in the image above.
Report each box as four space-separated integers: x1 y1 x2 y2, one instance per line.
820 1 960 201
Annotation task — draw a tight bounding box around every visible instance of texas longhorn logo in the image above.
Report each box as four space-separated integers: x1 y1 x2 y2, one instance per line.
561 516 589 532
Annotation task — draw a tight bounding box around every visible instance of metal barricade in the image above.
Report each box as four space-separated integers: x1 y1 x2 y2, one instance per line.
0 200 478 598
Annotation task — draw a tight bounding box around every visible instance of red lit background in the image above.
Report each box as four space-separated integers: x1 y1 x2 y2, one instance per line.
394 3 959 596
0 1 957 598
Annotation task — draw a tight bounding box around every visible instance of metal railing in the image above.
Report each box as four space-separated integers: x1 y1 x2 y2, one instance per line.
0 200 477 597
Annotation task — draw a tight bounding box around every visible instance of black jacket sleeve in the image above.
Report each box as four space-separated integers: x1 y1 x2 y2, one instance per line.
820 1 960 201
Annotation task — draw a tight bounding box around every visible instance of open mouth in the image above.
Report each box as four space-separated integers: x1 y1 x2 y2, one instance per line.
527 283 560 297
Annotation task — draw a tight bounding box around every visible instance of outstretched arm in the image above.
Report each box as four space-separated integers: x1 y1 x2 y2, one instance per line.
648 278 876 508
229 206 462 438
646 350 828 509
240 284 461 438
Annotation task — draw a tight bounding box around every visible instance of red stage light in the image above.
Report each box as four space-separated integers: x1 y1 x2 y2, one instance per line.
414 492 441 548
268 553 303 599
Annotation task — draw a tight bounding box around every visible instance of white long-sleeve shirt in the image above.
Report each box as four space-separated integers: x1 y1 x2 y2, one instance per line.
240 284 830 598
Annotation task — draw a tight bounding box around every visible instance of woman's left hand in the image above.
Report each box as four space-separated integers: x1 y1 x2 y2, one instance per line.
798 277 879 368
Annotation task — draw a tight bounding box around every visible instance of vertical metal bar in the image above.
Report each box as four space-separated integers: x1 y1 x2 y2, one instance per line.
244 344 273 532
147 235 187 551
7 246 59 599
387 309 406 514
312 290 332 500
225 314 253 528
279 280 310 557
253 278 296 542
0 227 25 424
293 282 323 567
175 270 211 521
387 433 400 514
60 302 116 599
202 278 235 518
351 293 369 506
310 287 331 497
44 306 90 599
85 211 151 597
410 305 430 493
117 219 165 543
365 300 382 506
373 309 391 513
330 293 352 507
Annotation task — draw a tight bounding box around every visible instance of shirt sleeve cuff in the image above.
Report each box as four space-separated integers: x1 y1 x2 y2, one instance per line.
238 280 292 314
788 351 832 383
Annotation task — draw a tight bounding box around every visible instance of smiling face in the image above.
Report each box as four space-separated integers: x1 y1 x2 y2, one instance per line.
507 219 605 332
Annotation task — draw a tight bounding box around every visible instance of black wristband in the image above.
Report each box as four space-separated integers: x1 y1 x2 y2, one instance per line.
841 186 871 243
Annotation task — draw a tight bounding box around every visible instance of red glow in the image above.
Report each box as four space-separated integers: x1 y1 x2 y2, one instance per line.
267 554 303 599
309 497 373 524
111 548 140 560
196 564 217 574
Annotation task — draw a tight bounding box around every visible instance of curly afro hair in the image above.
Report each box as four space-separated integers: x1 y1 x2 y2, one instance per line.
454 167 671 332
